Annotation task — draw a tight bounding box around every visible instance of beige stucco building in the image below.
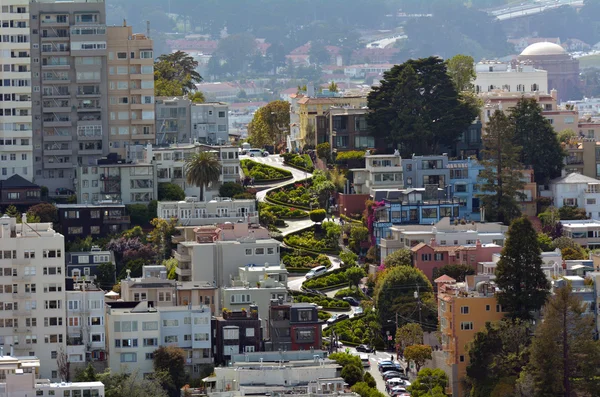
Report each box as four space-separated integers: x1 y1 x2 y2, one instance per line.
106 25 154 158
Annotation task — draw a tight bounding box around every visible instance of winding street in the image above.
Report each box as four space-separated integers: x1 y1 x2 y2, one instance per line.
242 154 342 290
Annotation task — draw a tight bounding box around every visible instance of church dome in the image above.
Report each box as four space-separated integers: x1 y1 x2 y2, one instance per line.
520 42 567 56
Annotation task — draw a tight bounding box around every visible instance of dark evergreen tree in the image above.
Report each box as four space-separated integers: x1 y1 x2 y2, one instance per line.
510 98 565 185
366 56 478 156
526 285 600 396
478 110 525 224
495 216 550 321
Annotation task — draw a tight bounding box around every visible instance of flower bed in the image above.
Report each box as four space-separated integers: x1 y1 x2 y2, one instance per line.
302 268 351 290
281 153 314 172
291 291 350 309
240 159 292 181
259 203 308 219
267 181 318 209
284 223 340 254
282 251 331 271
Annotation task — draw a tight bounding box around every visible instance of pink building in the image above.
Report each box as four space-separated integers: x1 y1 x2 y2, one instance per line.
410 240 503 281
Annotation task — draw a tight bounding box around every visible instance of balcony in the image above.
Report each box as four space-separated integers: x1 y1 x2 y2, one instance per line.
175 266 191 277
77 102 101 112
173 249 191 262
76 88 101 97
13 274 32 282
13 327 30 334
42 100 70 113
41 17 69 27
41 62 70 69
43 118 71 128
13 309 32 317
13 292 31 300
46 161 73 169
103 215 130 224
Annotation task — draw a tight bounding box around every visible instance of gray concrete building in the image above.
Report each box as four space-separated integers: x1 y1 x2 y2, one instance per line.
155 97 229 145
402 154 450 189
30 0 109 193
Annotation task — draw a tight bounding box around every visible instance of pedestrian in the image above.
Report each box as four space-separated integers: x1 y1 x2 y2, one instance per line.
251 177 255 186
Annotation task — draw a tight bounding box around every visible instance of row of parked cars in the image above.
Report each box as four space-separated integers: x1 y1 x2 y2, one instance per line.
378 359 410 397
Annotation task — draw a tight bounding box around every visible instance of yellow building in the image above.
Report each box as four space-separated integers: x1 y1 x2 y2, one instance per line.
436 275 506 397
107 25 155 158
297 96 367 147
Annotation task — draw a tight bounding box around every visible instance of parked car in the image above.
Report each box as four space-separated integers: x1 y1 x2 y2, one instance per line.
247 148 267 157
342 297 360 306
378 361 394 371
380 365 398 374
382 371 404 381
356 344 374 353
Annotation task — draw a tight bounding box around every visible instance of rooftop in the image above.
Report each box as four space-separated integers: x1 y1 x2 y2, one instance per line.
550 172 600 185
520 41 567 56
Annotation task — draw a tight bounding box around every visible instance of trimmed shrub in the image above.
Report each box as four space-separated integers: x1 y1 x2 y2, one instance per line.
310 209 327 223
241 159 292 181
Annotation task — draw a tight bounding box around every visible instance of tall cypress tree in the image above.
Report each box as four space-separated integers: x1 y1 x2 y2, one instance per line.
478 110 525 224
495 216 550 321
510 98 565 185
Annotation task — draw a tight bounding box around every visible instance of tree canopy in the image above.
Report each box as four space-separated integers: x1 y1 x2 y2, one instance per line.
408 368 448 397
495 216 550 321
247 100 290 148
184 151 222 201
446 54 475 92
383 249 412 268
154 51 202 96
367 57 478 156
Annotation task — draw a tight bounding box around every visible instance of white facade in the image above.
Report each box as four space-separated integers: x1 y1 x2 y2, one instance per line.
474 60 548 94
0 215 65 380
0 0 33 181
146 143 240 200
561 219 600 249
105 301 212 377
566 97 600 117
65 285 106 367
222 263 289 332
351 153 403 196
548 173 600 218
190 102 230 145
379 217 507 261
158 197 258 226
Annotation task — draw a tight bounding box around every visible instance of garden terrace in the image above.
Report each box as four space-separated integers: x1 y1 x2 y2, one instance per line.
240 159 292 182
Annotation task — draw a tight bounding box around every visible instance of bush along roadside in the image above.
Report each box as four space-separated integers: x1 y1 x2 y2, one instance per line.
284 222 341 255
302 267 351 290
290 290 351 310
240 159 292 182
281 153 314 173
282 250 331 273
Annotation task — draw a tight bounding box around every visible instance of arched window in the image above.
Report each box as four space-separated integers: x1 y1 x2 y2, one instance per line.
502 84 510 92
531 83 538 91
476 85 481 93
488 85 495 91
516 84 524 92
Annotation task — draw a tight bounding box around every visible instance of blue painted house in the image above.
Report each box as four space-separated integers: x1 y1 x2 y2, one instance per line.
447 157 487 222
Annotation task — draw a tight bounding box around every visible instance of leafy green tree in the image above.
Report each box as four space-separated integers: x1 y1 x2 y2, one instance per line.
367 57 478 156
432 264 475 282
158 183 185 201
96 263 116 289
309 209 327 223
98 369 168 397
479 110 525 224
247 100 290 148
466 319 532 397
309 40 330 66
537 233 554 252
363 372 376 388
495 216 550 321
184 151 222 201
122 226 146 241
4 205 19 219
162 258 179 280
210 33 257 76
526 285 600 396
341 364 364 386
510 98 565 185
328 81 339 92
317 142 331 162
561 247 586 260
383 249 412 268
351 382 387 397
328 352 362 368
126 204 154 225
346 266 366 289
395 323 424 353
188 91 205 103
75 363 98 382
404 344 432 373
408 368 448 397
339 249 358 267
67 236 94 252
27 202 57 223
374 266 436 329
154 51 202 95
558 205 588 220
148 218 177 262
219 182 246 198
153 346 187 397
557 128 577 143
446 54 475 91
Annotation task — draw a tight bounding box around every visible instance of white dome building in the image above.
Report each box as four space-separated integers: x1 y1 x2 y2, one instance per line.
517 42 580 102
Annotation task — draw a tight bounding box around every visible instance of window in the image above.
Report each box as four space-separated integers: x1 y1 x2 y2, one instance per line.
421 253 432 261
459 355 465 362
485 305 491 311
194 333 209 341
434 253 444 261
245 248 252 256
297 309 313 322
164 335 178 343
120 353 136 362
255 248 264 255
223 327 239 339
117 52 127 59
162 319 179 327
460 306 469 314
140 51 153 59
68 317 79 327
295 328 314 341
142 321 158 330
145 353 154 360
143 338 157 346
496 304 502 312
460 322 473 331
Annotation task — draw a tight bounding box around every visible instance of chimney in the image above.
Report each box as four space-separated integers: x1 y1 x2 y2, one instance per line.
429 238 437 247
551 88 558 101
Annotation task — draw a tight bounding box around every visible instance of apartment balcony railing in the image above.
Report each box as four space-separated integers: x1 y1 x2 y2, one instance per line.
103 215 130 224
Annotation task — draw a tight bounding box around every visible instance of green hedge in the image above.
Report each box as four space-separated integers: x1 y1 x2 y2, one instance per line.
241 159 292 181
291 291 350 309
282 252 331 270
302 267 351 290
281 153 315 173
259 203 308 219
267 179 320 209
323 312 376 345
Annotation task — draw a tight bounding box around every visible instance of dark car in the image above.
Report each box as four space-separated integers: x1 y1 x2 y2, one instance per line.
342 297 360 306
356 344 374 353
379 365 398 374
382 371 403 381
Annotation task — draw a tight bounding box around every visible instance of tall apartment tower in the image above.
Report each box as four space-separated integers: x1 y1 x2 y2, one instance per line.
0 214 66 380
0 0 34 181
106 25 155 159
29 0 109 193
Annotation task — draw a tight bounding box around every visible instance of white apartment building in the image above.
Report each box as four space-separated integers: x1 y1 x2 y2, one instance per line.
0 214 65 380
222 263 289 332
0 0 33 181
351 152 403 196
0 355 104 397
172 222 280 286
561 219 600 249
65 283 106 372
119 265 177 308
379 217 507 261
158 197 258 226
146 143 240 200
546 172 600 218
474 60 548 94
105 300 211 377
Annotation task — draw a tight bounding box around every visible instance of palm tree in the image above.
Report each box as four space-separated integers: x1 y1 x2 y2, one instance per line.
184 151 222 201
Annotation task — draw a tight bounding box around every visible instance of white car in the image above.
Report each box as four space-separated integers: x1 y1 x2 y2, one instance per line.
247 149 268 157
